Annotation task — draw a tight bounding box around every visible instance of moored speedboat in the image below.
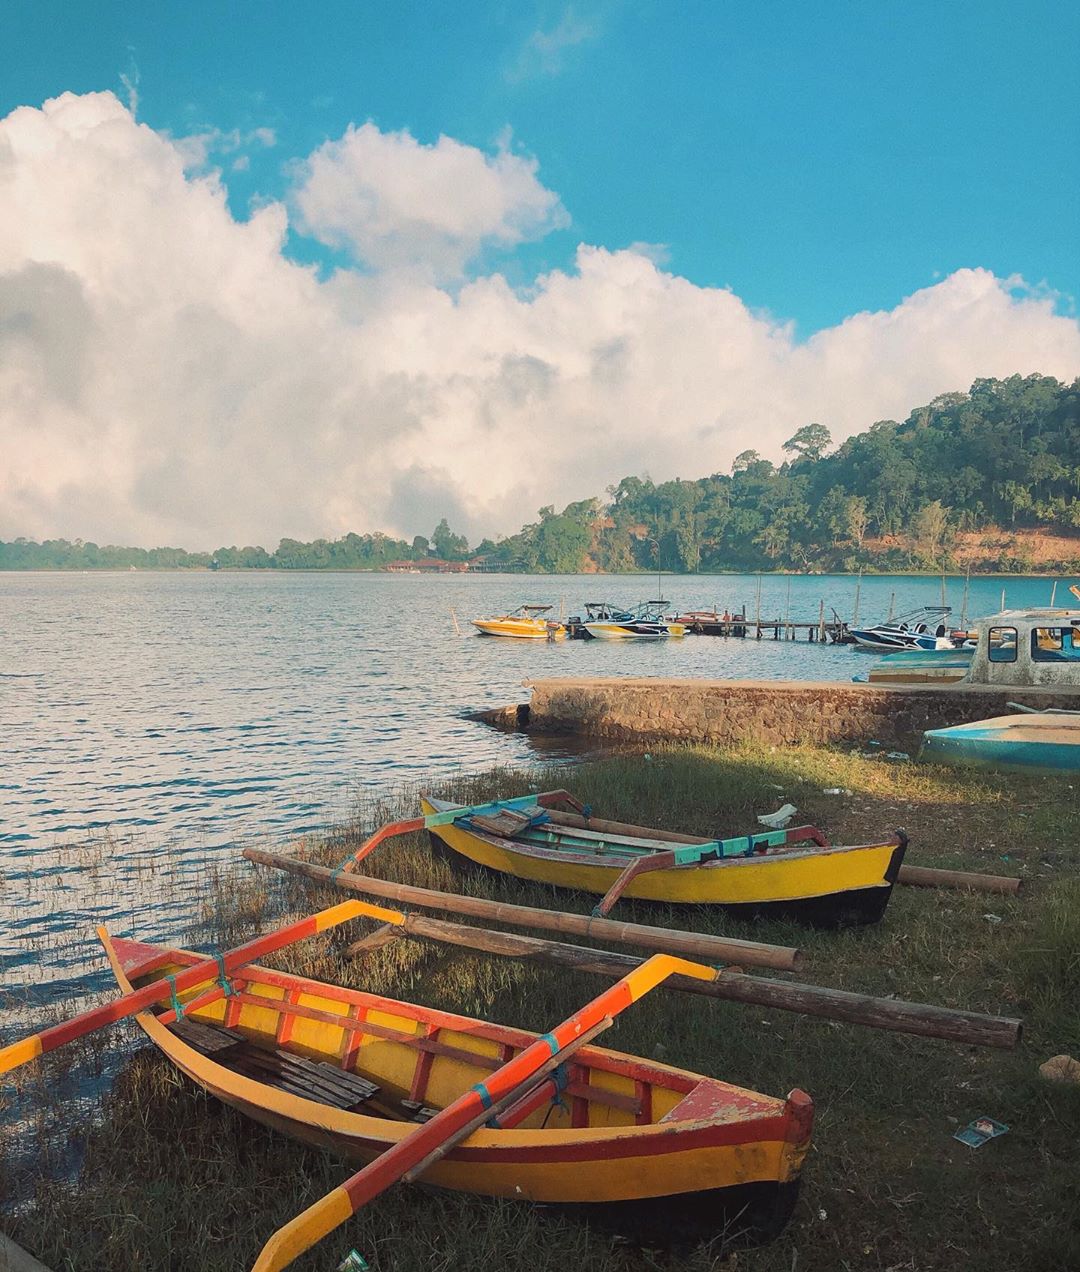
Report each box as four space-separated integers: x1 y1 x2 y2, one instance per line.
849 606 955 651
582 600 687 640
472 604 565 639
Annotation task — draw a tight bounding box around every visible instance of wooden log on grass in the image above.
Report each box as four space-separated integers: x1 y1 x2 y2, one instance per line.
361 911 1021 1050
241 846 803 972
896 864 1022 895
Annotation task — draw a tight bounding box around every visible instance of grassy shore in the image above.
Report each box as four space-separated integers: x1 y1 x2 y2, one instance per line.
3 743 1079 1271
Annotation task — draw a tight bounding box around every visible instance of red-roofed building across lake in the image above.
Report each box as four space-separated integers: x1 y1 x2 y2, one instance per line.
384 558 470 573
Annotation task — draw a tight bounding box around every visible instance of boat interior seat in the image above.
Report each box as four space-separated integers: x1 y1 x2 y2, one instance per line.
167 1016 382 1112
658 1078 735 1124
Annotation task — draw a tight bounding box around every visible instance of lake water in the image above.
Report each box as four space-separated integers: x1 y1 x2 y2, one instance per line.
0 569 1067 1018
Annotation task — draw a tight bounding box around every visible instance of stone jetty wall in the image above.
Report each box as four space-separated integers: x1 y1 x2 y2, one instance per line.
482 677 1080 749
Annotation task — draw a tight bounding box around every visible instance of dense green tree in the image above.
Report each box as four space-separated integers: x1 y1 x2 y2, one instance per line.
431 518 470 560
782 423 832 464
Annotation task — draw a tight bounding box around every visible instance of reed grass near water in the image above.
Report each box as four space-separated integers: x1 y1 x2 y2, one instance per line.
2 744 1079 1271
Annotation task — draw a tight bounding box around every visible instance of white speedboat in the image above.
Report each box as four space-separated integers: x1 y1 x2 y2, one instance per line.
848 606 955 651
581 600 687 640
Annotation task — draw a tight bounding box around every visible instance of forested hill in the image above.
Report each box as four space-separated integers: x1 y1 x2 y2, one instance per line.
4 374 1080 574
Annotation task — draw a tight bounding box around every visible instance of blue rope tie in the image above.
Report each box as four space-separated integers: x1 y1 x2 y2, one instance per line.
330 855 356 885
212 951 234 997
165 972 185 1019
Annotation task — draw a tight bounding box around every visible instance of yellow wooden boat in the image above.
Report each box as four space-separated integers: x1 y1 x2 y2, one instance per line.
472 604 565 639
421 794 907 927
101 929 813 1247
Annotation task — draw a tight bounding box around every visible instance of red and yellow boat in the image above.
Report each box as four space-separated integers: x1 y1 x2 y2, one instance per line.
102 929 813 1249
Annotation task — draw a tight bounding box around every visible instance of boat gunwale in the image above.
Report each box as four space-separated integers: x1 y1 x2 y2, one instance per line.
423 797 902 875
102 934 794 1154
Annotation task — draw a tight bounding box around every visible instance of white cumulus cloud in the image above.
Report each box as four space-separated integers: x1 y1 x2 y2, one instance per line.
291 122 568 280
1 91 1078 551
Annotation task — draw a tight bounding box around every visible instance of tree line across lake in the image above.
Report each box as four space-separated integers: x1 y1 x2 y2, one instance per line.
4 373 1079 575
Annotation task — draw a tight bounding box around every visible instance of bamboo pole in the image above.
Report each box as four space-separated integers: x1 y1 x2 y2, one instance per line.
241 847 803 971
350 911 1022 1050
896 865 1022 895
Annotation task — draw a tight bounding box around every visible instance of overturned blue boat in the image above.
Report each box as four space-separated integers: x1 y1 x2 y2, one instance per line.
921 712 1080 774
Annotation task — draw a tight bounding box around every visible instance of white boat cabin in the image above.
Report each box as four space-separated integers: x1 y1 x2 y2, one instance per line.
964 608 1080 687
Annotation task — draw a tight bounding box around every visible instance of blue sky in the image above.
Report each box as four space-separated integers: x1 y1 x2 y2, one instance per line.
3 2 1080 547
6 0 1077 335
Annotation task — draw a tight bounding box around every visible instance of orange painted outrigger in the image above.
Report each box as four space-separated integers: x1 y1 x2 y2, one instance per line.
251 948 718 1271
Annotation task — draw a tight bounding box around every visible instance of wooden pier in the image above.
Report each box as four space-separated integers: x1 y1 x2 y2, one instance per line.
676 609 851 643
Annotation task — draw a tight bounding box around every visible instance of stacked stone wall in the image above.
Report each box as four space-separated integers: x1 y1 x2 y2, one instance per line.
502 678 1080 749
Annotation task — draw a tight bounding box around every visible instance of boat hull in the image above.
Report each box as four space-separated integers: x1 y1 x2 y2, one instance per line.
858 648 972 685
582 622 687 639
472 619 565 639
921 713 1080 774
850 629 953 652
101 935 812 1242
423 799 905 927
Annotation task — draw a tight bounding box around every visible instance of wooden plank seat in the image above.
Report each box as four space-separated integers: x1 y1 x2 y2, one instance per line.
167 1017 380 1112
400 1099 439 1123
167 1005 640 1120
466 809 545 837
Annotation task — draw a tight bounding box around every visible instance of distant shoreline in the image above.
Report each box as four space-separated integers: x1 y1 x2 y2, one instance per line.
1 567 1074 580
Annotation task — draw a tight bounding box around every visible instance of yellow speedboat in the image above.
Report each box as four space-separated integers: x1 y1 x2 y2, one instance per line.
472 604 565 639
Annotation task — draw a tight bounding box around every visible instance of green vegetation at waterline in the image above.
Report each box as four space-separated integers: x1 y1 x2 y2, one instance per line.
5 373 1080 575
2 745 1079 1271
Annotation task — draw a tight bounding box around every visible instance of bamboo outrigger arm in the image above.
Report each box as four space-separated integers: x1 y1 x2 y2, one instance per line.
349 910 1022 1051
0 898 407 1076
250 952 716 1272
340 790 589 872
242 847 805 972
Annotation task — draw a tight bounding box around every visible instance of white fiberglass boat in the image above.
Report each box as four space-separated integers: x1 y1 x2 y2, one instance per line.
848 606 955 651
581 601 687 640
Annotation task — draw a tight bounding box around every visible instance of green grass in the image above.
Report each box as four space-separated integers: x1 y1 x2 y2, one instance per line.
3 744 1080 1271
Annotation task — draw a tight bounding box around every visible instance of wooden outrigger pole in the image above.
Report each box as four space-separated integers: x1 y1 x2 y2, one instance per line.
0 898 407 1076
242 846 805 972
250 952 716 1272
345 909 1022 1050
245 849 1022 1050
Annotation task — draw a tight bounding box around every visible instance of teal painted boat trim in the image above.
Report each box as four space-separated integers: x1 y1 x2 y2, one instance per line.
921 728 1080 774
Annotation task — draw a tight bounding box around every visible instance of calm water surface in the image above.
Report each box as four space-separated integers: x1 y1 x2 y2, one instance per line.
0 569 1066 1017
